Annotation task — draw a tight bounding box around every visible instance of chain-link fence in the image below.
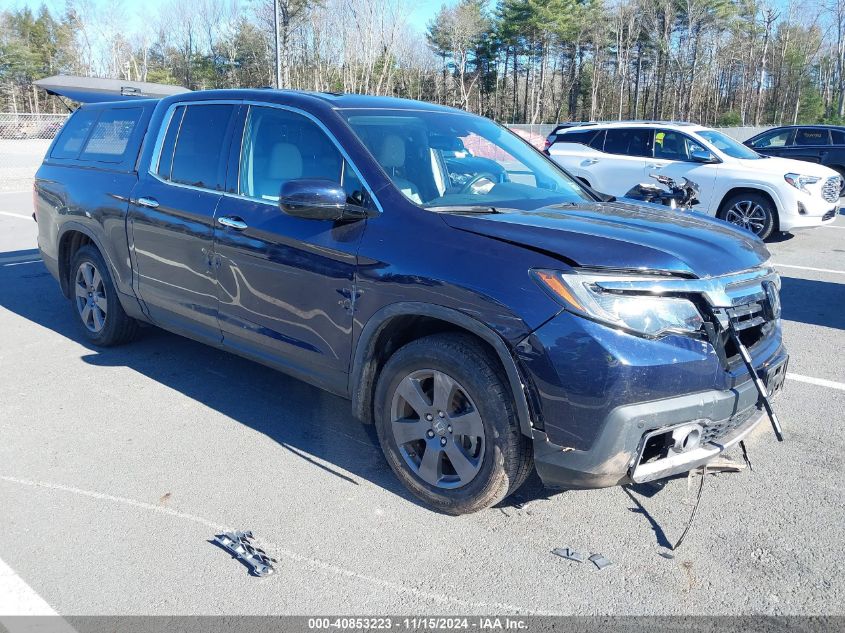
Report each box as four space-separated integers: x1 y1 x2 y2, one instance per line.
0 113 68 140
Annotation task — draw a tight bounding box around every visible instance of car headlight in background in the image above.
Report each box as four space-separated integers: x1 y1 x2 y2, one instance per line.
532 270 704 337
784 173 821 194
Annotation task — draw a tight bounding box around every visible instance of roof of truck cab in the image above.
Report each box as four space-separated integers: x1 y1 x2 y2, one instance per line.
156 88 465 113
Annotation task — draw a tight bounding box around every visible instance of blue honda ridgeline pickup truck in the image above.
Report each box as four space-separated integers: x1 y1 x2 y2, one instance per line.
34 88 788 514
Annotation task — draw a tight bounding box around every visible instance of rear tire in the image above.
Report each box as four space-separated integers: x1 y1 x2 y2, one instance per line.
69 245 138 346
374 333 532 515
718 192 777 240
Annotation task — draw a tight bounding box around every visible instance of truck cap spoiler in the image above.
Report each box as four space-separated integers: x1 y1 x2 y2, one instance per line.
34 75 190 103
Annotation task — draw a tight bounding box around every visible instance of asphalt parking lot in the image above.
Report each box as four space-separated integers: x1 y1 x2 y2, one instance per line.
0 143 843 617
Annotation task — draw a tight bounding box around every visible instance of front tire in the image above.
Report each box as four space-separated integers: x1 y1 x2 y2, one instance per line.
70 245 138 346
833 168 845 197
718 192 777 240
374 333 532 515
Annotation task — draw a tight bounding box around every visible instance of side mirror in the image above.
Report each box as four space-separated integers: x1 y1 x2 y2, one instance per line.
279 179 375 221
689 148 718 164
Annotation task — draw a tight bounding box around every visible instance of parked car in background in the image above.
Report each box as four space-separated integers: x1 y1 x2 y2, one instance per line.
542 121 596 154
36 84 788 514
548 121 842 239
745 125 845 197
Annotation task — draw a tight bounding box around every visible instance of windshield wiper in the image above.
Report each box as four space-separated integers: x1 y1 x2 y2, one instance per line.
426 205 507 214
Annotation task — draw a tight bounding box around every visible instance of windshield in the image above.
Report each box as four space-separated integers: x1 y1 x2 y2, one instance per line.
339 109 593 210
696 129 761 160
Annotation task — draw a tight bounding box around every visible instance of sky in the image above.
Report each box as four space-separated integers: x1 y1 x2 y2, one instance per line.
1 0 456 33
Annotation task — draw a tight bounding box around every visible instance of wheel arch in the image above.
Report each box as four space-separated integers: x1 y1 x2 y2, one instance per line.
57 223 105 298
717 187 780 232
350 303 536 438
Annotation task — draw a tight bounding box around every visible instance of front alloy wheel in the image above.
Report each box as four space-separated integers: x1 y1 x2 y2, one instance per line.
724 200 768 236
374 333 533 515
719 192 776 240
74 261 108 333
390 369 485 489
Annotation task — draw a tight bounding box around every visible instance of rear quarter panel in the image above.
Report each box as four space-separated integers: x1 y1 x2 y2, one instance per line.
36 164 139 296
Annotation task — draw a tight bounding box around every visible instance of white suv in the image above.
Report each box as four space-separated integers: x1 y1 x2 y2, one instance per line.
547 121 842 239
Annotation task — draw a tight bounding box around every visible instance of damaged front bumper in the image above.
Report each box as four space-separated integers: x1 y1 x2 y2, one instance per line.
531 367 785 490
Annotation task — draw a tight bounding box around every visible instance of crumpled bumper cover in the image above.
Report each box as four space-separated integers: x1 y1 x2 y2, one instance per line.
519 309 788 489
531 368 785 489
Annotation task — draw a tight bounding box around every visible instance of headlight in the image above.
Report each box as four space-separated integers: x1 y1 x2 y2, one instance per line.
784 172 821 193
532 270 704 337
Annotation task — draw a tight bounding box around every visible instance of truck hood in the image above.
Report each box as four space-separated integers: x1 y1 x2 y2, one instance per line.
734 155 840 179
440 201 770 278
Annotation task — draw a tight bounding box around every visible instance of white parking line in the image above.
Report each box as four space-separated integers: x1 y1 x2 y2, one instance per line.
0 190 30 195
0 474 556 616
0 211 31 221
771 262 845 276
787 373 845 392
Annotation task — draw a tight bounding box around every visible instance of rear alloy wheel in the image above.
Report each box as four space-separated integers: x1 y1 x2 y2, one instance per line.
719 192 776 240
374 333 532 515
74 261 108 333
70 245 139 346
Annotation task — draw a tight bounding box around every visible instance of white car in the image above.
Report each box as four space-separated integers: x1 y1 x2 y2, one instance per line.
547 121 842 239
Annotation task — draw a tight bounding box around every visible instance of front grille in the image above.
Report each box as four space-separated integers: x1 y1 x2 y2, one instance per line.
729 301 767 332
821 176 841 203
715 300 771 361
823 208 836 222
701 407 758 444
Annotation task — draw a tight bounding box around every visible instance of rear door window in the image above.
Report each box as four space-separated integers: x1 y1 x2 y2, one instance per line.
831 129 845 145
795 128 831 146
164 104 237 190
603 128 652 157
170 104 236 190
154 106 186 180
50 108 99 159
79 107 142 163
559 130 600 147
588 129 606 150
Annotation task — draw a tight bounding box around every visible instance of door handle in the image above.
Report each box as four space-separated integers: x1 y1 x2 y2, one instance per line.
217 216 248 230
646 163 666 169
136 197 159 208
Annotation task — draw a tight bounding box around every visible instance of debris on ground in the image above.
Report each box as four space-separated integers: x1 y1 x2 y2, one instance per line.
673 465 708 551
552 547 586 563
701 455 746 474
213 530 277 577
588 553 613 570
552 547 613 569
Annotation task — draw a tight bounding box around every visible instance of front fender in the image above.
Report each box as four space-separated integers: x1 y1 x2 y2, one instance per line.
349 302 539 438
